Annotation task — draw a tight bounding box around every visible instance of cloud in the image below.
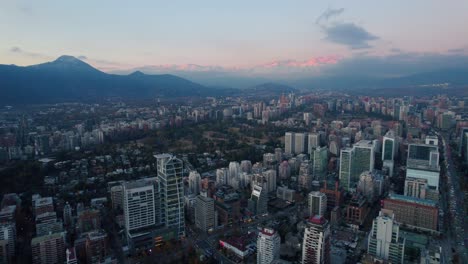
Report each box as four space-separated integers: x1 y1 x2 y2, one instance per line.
9 46 49 58
77 55 88 60
322 22 379 49
316 8 379 49
322 51 468 77
316 8 344 24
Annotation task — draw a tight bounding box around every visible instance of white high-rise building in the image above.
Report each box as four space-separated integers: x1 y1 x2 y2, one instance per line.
156 154 185 237
195 195 215 232
308 191 327 217
302 216 331 264
228 161 241 186
367 209 405 264
257 228 281 264
295 133 307 154
263 169 277 193
188 171 201 195
123 178 159 245
285 132 295 155
308 133 320 152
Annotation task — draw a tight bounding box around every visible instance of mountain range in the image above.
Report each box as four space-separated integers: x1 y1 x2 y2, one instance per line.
0 56 230 104
1 55 468 104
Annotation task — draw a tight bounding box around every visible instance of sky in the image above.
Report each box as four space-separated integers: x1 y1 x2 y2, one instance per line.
1 0 468 78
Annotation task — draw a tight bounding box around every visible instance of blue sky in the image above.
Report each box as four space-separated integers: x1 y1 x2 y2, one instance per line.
1 0 468 75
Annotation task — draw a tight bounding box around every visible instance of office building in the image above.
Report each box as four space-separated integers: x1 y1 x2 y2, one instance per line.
340 141 375 191
285 132 295 155
188 171 201 195
308 133 320 152
31 232 66 264
301 216 331 264
248 185 268 215
382 130 396 161
295 133 307 154
339 148 353 191
298 160 313 191
406 144 440 193
195 195 215 232
367 210 405 264
310 146 328 180
383 194 438 232
156 154 185 238
257 228 281 264
123 178 160 251
308 191 327 217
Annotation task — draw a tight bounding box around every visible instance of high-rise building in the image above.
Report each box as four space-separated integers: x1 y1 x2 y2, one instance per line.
63 202 72 227
367 209 405 264
340 141 376 191
352 140 375 183
382 131 396 162
156 154 185 237
0 223 15 263
295 133 307 154
308 133 320 152
308 191 327 217
228 162 241 186
278 161 291 180
188 171 201 195
216 168 228 186
357 170 385 202
310 146 328 180
263 170 277 193
31 232 66 264
257 228 281 264
248 185 268 215
194 195 215 232
301 216 331 264
339 148 353 191
240 160 252 174
110 184 124 211
298 160 313 191
404 177 438 201
285 132 295 155
123 178 160 250
406 143 440 200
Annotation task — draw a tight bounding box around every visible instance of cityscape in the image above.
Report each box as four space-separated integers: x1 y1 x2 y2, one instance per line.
1 1 468 264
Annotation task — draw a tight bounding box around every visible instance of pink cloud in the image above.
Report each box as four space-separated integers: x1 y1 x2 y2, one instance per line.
258 55 341 69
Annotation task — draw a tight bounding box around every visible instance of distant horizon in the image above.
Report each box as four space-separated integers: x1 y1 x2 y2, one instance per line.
2 1 468 79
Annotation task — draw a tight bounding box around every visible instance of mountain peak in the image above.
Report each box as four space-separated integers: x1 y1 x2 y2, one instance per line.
54 55 82 63
129 70 145 76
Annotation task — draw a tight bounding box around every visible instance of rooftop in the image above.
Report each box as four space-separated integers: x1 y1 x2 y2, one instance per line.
387 193 437 207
